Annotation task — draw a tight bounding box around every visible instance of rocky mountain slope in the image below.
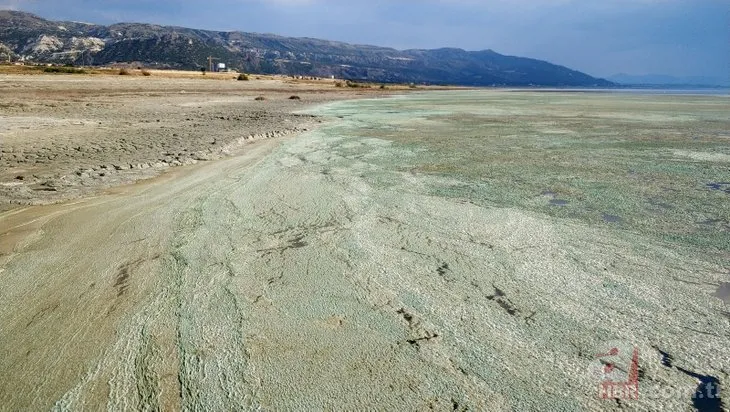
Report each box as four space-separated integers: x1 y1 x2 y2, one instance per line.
0 10 613 87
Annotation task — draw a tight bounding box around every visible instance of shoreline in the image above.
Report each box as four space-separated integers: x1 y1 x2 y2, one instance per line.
2 75 724 213
0 73 403 212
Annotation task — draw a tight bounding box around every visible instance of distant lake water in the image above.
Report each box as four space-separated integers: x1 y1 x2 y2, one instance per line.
508 87 729 96
308 89 730 250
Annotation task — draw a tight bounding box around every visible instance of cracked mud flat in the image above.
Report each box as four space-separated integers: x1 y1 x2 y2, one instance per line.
1 90 729 411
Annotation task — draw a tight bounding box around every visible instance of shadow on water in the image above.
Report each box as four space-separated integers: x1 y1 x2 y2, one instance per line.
656 349 724 412
647 198 674 210
698 219 725 225
713 283 730 303
706 182 730 194
602 214 622 223
682 372 723 412
697 219 730 232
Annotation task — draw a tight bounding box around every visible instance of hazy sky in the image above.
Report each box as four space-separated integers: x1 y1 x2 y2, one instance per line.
2 0 727 80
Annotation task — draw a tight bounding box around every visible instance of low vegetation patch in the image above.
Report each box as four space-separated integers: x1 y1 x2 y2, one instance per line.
43 66 86 74
119 68 132 76
141 69 152 76
346 80 371 88
289 95 301 100
255 96 266 101
237 73 249 81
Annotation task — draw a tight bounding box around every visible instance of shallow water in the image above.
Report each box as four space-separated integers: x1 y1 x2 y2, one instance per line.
1 90 727 411
301 90 730 409
310 90 730 251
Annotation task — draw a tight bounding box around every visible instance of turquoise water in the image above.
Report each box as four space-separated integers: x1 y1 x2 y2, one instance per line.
309 90 730 254
294 90 729 409
515 88 730 96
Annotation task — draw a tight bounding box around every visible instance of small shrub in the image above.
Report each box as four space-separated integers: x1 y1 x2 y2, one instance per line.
141 69 152 76
43 66 85 74
335 81 344 87
346 81 370 88
289 95 301 100
254 96 266 101
380 84 387 89
119 68 132 76
237 73 249 81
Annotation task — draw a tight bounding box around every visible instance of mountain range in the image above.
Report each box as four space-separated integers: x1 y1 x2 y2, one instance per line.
0 10 613 87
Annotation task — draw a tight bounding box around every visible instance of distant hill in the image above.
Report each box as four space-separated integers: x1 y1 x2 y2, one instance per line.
0 10 613 87
608 73 728 88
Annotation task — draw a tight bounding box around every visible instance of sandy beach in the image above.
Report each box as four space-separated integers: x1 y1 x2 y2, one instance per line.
0 72 392 210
